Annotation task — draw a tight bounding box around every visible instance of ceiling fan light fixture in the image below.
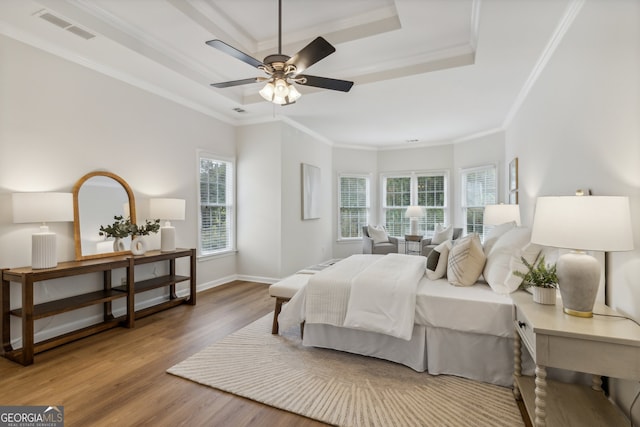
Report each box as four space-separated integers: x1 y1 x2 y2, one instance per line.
259 78 301 105
259 82 275 102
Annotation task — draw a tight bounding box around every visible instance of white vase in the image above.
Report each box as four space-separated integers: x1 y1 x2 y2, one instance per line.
113 238 126 252
130 236 147 255
532 287 556 305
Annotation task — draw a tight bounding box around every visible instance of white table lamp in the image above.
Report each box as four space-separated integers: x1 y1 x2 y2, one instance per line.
483 204 521 226
149 198 185 252
405 206 425 236
12 192 74 269
531 196 633 317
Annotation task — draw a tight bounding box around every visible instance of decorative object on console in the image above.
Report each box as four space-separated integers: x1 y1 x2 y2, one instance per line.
12 192 74 269
73 171 137 260
405 206 425 236
531 195 633 317
149 198 185 252
130 218 161 255
99 215 133 251
514 255 558 305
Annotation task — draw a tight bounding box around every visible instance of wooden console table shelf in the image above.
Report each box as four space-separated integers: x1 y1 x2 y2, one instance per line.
1 248 196 365
511 291 640 426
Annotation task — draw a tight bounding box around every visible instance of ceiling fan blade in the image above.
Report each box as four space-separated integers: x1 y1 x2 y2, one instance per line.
206 39 264 68
286 37 335 75
210 78 261 88
297 75 354 92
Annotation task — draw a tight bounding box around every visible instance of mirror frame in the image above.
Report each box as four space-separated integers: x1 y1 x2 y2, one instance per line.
73 171 137 260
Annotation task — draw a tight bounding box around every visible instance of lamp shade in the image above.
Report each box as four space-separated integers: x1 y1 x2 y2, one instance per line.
405 206 425 218
149 198 185 221
483 204 521 226
531 196 633 252
12 192 74 223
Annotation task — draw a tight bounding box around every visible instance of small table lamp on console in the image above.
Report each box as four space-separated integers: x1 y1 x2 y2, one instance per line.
12 192 74 269
405 206 425 236
530 195 633 317
150 198 185 252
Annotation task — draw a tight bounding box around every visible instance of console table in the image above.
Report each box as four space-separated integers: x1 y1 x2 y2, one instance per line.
1 248 196 365
511 291 640 426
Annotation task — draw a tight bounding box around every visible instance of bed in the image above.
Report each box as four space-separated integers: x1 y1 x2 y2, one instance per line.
279 228 539 387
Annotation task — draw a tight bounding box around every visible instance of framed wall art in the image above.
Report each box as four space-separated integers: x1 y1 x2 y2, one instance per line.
509 157 519 204
302 163 321 220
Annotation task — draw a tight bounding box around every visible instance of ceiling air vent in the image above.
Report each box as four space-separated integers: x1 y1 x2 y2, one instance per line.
36 10 96 40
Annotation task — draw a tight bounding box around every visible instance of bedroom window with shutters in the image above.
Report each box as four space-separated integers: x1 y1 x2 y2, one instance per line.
382 172 448 237
461 165 497 240
199 153 235 256
338 174 370 240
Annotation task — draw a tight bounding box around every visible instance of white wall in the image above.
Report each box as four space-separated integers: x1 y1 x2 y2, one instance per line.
236 122 283 281
0 35 237 344
505 0 640 422
236 121 333 280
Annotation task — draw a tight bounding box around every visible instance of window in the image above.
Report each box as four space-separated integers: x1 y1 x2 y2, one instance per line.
199 153 234 256
461 165 497 239
382 172 448 237
338 174 370 239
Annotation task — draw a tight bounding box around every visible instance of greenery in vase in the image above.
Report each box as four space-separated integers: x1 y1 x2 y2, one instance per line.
514 255 558 289
132 219 161 236
99 215 133 239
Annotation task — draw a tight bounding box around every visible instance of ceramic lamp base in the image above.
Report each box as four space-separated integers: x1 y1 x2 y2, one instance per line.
32 228 57 269
557 251 600 318
160 226 176 252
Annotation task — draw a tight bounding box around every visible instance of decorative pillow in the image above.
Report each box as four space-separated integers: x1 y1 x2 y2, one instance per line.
483 221 517 256
483 227 540 294
426 240 452 280
367 225 389 244
502 243 543 293
447 234 486 287
431 224 454 245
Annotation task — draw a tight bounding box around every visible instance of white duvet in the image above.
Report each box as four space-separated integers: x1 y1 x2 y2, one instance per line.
279 254 426 340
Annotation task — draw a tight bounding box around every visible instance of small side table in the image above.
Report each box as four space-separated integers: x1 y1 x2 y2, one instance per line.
404 235 422 255
511 291 640 426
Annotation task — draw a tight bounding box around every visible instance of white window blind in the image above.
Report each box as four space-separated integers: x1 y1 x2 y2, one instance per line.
382 172 448 237
461 165 497 239
199 155 234 255
338 174 370 239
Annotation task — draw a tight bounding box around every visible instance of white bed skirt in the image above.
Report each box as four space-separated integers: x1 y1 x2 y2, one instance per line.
303 323 428 372
303 323 535 387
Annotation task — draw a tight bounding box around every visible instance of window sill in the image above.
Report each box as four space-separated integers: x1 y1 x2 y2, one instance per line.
197 250 237 262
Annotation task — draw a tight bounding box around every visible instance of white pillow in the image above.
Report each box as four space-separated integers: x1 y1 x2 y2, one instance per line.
367 225 389 244
447 234 486 287
502 243 543 293
426 240 452 280
483 221 517 256
431 224 453 245
483 227 540 294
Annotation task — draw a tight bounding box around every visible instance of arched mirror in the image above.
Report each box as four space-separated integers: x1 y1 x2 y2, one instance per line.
73 171 136 260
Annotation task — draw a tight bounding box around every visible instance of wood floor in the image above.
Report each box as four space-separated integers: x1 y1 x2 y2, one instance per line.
0 281 328 427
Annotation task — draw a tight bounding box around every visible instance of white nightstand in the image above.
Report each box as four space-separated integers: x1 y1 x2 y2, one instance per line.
511 291 640 426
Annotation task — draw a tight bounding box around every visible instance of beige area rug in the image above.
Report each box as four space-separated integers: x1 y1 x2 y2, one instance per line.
168 315 524 427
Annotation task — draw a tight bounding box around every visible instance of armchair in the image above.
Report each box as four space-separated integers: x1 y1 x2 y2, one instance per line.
421 228 463 257
362 226 399 255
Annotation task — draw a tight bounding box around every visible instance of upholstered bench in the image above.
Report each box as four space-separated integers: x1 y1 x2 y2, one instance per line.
268 274 311 334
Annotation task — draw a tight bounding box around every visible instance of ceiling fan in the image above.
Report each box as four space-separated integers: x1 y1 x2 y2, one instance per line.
206 0 353 105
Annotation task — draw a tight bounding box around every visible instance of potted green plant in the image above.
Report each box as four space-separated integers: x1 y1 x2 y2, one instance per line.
99 215 133 251
514 255 558 305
